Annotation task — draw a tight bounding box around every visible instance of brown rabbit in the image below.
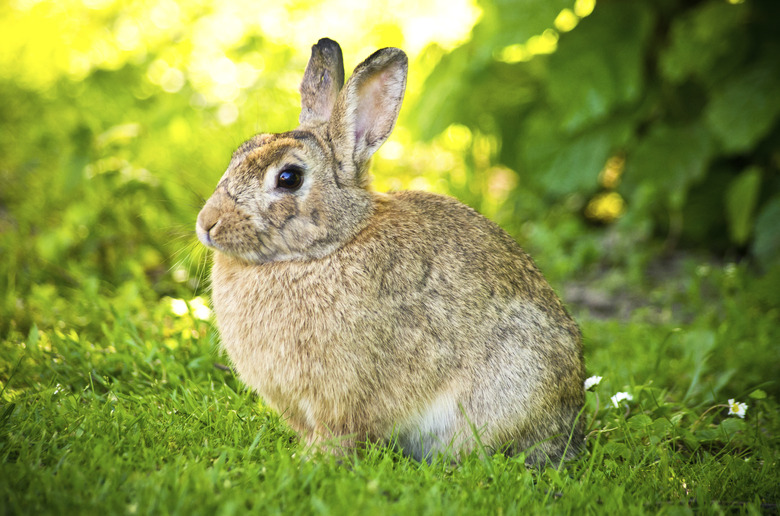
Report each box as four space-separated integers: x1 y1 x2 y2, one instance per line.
196 38 585 465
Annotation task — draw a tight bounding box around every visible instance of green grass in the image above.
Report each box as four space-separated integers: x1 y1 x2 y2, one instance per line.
1 255 778 515
2 2 778 513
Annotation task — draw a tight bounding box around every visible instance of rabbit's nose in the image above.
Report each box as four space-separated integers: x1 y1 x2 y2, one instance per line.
196 203 221 247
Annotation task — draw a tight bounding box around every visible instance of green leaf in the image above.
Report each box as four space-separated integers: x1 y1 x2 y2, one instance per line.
603 441 630 459
725 167 762 245
705 62 780 154
518 108 633 196
681 329 717 402
27 324 40 349
650 418 672 440
695 427 719 442
0 403 16 427
477 0 575 50
680 428 700 451
749 389 767 400
669 413 684 426
660 1 749 84
414 0 572 140
412 44 474 139
719 417 746 437
752 197 780 269
626 122 714 209
546 2 653 132
627 414 652 431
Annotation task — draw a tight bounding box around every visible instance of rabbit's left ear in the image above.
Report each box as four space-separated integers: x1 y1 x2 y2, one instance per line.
299 38 345 125
329 48 407 185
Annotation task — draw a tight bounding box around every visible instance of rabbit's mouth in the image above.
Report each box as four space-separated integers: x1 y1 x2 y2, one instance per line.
195 219 217 248
195 215 320 265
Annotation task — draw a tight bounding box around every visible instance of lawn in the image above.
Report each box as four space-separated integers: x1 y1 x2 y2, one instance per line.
1 239 778 515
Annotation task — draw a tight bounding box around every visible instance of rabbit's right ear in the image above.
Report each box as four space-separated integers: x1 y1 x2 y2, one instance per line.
299 38 345 125
329 47 407 187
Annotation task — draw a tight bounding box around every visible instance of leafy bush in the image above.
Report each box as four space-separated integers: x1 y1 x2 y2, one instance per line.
416 0 780 267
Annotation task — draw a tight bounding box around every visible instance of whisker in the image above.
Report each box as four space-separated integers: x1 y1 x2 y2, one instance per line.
195 251 211 296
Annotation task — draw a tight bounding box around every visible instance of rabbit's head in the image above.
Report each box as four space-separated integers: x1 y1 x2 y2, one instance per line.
196 39 407 263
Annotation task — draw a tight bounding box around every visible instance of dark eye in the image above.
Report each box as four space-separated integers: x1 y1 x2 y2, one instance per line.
276 166 303 190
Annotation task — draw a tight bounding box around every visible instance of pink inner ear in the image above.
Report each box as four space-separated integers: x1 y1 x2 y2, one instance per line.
355 70 391 143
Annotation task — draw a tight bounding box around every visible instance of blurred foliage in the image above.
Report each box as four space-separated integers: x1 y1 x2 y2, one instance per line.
2 0 780 343
416 0 780 268
0 0 479 335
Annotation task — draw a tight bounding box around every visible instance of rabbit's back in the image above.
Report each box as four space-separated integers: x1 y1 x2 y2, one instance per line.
212 190 584 462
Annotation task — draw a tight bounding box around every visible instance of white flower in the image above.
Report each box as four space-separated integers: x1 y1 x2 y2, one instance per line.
610 391 633 408
727 399 747 418
584 375 603 391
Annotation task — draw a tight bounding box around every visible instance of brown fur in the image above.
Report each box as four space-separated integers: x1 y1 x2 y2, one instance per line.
196 38 585 465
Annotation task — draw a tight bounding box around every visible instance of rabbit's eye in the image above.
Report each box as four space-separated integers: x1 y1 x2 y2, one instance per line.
276 166 303 191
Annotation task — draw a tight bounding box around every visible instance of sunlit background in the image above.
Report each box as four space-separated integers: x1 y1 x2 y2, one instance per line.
1 0 778 330
0 0 602 219
0 0 479 90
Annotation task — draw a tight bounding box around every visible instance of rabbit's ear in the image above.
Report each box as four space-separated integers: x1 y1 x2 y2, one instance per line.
299 38 345 125
330 48 407 185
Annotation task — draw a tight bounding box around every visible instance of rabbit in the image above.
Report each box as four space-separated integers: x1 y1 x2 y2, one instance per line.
196 38 585 466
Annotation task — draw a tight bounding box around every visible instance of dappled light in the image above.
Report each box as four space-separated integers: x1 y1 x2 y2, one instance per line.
495 0 595 63
0 0 480 102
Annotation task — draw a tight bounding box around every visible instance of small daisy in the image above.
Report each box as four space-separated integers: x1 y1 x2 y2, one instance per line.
584 375 603 391
610 391 633 408
727 398 747 418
